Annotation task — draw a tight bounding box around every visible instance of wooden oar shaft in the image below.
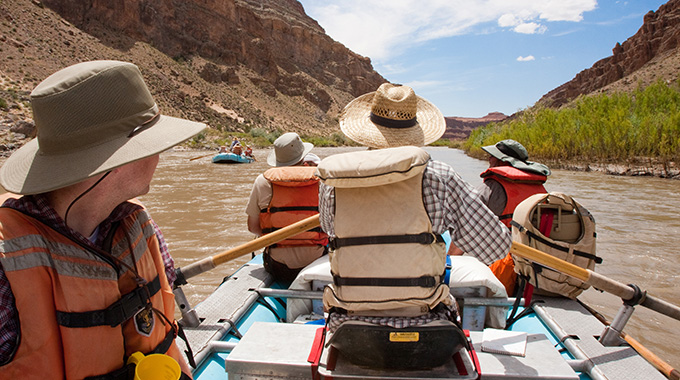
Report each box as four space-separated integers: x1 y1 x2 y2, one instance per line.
189 153 213 161
624 333 680 380
580 301 680 380
178 214 321 281
510 241 680 321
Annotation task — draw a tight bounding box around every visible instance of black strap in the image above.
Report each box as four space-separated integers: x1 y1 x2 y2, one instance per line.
505 275 527 328
329 232 444 250
176 323 197 368
333 275 437 288
510 220 602 264
262 226 324 235
499 213 512 221
370 112 417 129
260 206 319 213
149 325 176 355
56 276 161 328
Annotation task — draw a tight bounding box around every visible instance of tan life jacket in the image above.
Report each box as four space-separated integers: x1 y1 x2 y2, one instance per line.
0 205 186 379
511 192 600 299
317 146 451 317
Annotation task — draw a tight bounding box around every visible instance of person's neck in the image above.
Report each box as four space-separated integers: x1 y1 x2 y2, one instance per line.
46 182 118 238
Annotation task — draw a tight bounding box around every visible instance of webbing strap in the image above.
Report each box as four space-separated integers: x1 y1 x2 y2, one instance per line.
329 232 444 250
499 213 512 221
56 275 161 328
333 275 437 288
260 206 319 213
149 326 175 355
261 226 324 234
510 220 602 264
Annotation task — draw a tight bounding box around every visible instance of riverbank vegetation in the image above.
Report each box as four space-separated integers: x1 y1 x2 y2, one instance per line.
185 126 358 150
186 124 464 150
464 79 680 177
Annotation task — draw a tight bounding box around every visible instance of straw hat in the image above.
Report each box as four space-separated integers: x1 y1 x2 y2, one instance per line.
339 83 445 148
0 60 206 195
482 139 551 176
267 132 314 166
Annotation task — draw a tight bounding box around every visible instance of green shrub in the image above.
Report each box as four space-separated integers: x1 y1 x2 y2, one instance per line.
465 78 680 164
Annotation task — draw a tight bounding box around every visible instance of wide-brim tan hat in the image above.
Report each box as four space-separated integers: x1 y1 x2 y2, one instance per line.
0 60 207 195
339 83 445 148
267 132 314 166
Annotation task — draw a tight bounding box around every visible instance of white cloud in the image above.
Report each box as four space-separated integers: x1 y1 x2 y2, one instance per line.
514 22 548 34
299 0 596 61
517 55 536 62
498 14 520 28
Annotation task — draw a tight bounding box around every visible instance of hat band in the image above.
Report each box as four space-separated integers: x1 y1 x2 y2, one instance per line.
497 143 526 162
370 112 417 129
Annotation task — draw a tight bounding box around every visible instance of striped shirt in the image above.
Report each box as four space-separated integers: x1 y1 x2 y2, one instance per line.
319 159 511 264
0 194 175 364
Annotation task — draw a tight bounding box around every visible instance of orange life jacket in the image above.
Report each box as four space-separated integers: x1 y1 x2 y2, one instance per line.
480 166 547 228
482 166 547 295
0 205 186 379
259 166 328 247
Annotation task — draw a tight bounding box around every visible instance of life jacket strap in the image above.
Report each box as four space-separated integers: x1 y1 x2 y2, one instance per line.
510 220 602 264
260 206 319 213
261 226 325 234
499 213 513 221
329 232 444 250
333 275 438 288
56 275 161 328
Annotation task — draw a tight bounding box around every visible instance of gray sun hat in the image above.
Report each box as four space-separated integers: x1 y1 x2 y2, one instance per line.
0 60 207 195
481 139 551 176
267 132 314 167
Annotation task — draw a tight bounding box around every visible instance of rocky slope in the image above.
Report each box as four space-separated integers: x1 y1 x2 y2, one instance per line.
0 0 385 151
539 0 680 107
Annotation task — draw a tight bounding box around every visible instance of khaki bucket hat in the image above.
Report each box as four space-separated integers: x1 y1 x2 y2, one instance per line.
0 60 207 195
339 83 445 149
267 132 314 167
482 139 551 176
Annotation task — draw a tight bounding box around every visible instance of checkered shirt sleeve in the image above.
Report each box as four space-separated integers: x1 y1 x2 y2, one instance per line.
423 160 511 265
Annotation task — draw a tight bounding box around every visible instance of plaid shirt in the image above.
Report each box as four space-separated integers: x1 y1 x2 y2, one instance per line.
0 194 175 364
319 159 511 264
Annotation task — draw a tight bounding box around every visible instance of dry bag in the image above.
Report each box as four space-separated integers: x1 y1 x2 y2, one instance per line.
511 192 600 298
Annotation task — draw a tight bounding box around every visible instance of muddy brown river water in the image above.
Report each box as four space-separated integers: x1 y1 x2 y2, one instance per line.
113 146 678 370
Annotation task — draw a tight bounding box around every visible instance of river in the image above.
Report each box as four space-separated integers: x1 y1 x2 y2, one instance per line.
140 146 679 370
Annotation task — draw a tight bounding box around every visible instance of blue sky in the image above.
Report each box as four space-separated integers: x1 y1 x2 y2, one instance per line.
297 1 668 118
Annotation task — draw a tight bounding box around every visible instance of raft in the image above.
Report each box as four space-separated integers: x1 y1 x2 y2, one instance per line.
175 249 672 380
212 152 254 164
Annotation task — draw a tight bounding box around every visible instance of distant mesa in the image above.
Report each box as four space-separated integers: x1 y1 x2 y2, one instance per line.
443 112 508 140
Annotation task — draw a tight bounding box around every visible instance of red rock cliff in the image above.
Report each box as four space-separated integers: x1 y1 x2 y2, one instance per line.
539 0 680 108
40 0 385 102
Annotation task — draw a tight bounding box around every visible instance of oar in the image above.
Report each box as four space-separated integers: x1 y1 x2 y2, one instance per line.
510 241 680 322
188 153 214 161
579 301 680 380
175 214 321 284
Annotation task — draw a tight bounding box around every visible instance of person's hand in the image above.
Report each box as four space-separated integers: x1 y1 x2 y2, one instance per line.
447 244 464 256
